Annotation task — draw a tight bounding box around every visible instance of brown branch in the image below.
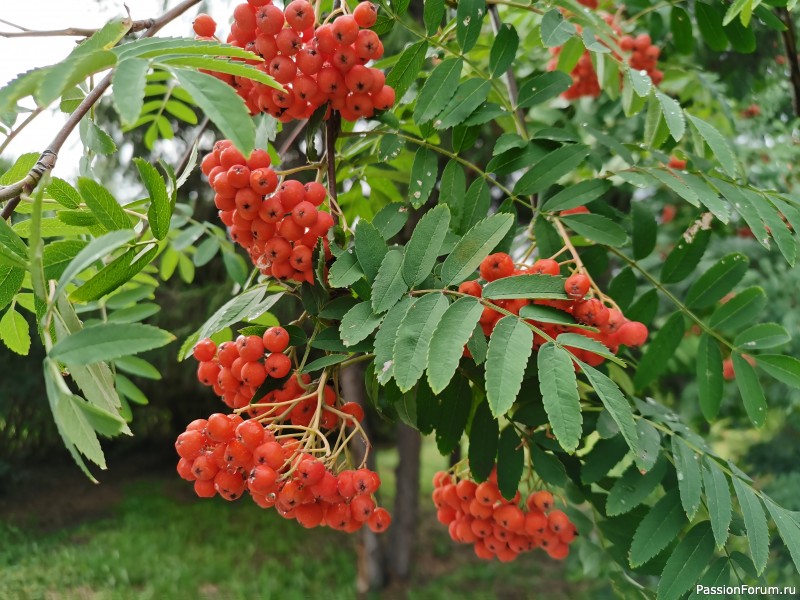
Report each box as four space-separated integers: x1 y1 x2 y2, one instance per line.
0 0 202 220
0 19 156 39
778 8 800 118
278 118 309 156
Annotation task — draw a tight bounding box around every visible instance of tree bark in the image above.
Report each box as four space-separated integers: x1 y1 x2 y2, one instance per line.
340 362 386 594
387 423 422 580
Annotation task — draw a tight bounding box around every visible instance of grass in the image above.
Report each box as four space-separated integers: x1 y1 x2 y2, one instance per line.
0 443 590 600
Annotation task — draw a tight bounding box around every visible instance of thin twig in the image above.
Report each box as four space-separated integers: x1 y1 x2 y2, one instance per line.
0 18 30 31
278 118 309 156
0 19 156 38
0 107 44 155
0 0 202 220
175 116 210 176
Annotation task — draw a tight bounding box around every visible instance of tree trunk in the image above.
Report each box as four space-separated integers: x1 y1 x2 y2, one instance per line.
387 423 422 580
340 362 386 594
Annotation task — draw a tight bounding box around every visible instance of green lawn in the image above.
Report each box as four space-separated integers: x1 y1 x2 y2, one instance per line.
0 445 591 599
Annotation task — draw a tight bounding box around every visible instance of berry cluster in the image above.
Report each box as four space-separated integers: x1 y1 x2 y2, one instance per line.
458 252 648 366
432 470 577 562
193 1 395 123
193 328 293 409
201 139 334 284
176 414 391 533
548 14 663 100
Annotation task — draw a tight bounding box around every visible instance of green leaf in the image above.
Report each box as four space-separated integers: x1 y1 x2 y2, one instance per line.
427 296 483 394
458 179 492 234
655 92 685 141
634 312 685 389
408 146 439 208
671 7 694 54
441 213 514 286
483 274 568 300
371 250 408 314
77 178 130 231
413 58 463 124
514 144 589 195
733 352 767 427
709 286 766 330
632 201 657 260
50 323 174 366
606 458 668 516
661 227 712 284
70 244 158 303
393 293 450 392
435 376 471 455
684 253 749 309
43 240 87 280
496 427 524 500
541 180 610 212
112 58 149 125
657 521 716 600
180 287 283 359
538 343 581 453
403 204 450 286
702 458 732 548
340 302 383 347
469 400 499 482
44 359 105 474
170 67 255 155
301 354 349 374
0 152 39 185
735 323 790 350
435 79 492 130
159 56 281 91
47 178 82 208
438 161 467 230
629 490 686 567
560 213 628 247
374 296 415 384
582 364 640 463
490 23 519 77
372 202 409 239
673 435 703 520
635 420 662 472
55 229 134 297
734 477 770 575
386 41 428 101
557 333 625 367
79 119 116 155
456 0 486 52
328 251 364 288
466 322 488 365
697 334 724 421
763 498 800 576
686 114 738 178
424 0 445 34
0 306 30 355
132 159 171 241
517 71 572 108
519 304 578 326
541 9 576 47
581 436 628 484
756 354 800 389
486 316 533 417
687 559 731 600
354 220 387 282
696 2 729 52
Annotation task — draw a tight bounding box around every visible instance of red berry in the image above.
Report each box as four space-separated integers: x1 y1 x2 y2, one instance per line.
564 273 590 299
263 326 290 353
479 253 515 282
193 13 217 37
353 2 378 28
332 15 359 45
265 352 292 378
193 338 217 362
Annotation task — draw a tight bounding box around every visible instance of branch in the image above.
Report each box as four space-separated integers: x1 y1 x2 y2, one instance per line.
0 20 156 39
778 8 800 118
0 0 202 220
